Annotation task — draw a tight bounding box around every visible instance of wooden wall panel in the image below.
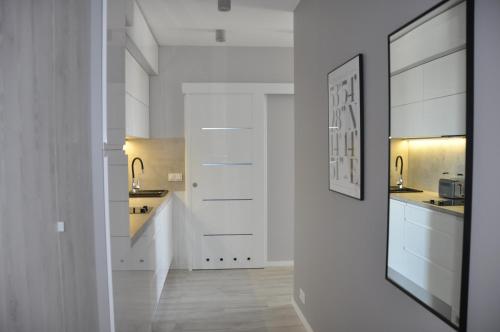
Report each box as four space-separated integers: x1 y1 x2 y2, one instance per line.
0 0 101 331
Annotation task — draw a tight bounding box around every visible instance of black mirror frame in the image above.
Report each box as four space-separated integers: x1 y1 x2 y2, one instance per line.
384 0 474 330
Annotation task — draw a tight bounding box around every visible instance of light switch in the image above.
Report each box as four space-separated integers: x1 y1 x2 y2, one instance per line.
168 173 183 182
57 221 65 233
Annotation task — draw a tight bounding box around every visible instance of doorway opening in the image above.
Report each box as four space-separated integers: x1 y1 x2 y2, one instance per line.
105 1 301 331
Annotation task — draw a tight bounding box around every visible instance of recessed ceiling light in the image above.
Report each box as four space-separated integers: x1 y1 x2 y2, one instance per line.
218 0 231 12
215 29 226 42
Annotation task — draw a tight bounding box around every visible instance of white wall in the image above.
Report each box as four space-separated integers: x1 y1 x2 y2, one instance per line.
150 46 294 138
267 95 295 262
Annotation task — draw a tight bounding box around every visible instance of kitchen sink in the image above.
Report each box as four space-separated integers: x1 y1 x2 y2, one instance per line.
129 189 169 198
390 186 423 193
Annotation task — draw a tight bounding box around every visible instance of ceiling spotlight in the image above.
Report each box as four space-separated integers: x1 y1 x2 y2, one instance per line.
215 29 226 43
218 0 231 12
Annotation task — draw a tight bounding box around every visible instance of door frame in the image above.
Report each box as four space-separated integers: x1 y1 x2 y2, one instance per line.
91 0 116 331
183 83 294 270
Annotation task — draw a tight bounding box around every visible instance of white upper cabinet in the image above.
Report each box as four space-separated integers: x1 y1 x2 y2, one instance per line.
390 50 466 138
126 50 150 138
390 2 467 139
390 65 423 107
390 2 466 74
423 49 466 99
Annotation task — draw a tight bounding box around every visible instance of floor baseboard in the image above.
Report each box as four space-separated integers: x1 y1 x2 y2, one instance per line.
265 260 294 267
291 298 314 332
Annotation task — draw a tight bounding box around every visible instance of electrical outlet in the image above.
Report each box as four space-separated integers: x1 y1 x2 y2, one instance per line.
168 173 183 182
299 288 306 304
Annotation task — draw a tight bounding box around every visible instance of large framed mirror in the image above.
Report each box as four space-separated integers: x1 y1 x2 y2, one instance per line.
385 0 473 330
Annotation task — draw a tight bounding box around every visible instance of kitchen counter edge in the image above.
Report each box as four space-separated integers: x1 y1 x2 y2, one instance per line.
390 191 464 218
129 192 173 245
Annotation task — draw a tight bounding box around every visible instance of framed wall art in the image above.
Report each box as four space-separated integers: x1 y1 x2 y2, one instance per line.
328 54 364 200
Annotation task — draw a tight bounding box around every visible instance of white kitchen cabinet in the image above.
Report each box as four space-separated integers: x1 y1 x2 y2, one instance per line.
111 197 174 304
388 199 463 313
390 50 466 138
153 199 173 301
390 65 423 107
390 1 466 74
390 102 423 138
421 93 466 137
388 199 406 273
126 50 149 103
125 50 150 138
125 93 150 138
423 49 466 99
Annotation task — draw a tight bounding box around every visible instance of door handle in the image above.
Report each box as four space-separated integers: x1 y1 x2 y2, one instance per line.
192 182 198 188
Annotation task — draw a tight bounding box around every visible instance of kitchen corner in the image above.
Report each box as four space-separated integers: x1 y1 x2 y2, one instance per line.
129 192 173 244
111 136 186 332
124 137 185 244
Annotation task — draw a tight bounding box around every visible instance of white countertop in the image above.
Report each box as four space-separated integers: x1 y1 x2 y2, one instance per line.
390 190 464 218
129 192 173 243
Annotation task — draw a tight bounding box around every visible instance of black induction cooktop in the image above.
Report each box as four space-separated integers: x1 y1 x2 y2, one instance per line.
422 199 465 207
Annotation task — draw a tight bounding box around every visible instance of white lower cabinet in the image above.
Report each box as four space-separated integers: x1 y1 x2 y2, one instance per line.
388 199 463 315
111 198 174 297
152 199 174 302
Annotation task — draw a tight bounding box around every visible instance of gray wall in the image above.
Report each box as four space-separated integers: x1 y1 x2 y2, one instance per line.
0 0 102 331
150 46 294 138
294 0 500 332
268 95 295 262
467 0 500 330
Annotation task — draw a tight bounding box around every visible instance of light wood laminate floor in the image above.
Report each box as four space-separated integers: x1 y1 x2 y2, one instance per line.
152 267 306 332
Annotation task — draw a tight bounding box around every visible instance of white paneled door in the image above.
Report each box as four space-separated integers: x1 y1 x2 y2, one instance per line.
185 86 269 269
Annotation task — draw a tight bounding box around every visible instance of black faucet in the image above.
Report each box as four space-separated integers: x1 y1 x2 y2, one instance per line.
395 155 404 189
131 157 144 193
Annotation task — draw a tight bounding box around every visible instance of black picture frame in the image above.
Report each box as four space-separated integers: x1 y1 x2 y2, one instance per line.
327 54 364 200
384 1 474 331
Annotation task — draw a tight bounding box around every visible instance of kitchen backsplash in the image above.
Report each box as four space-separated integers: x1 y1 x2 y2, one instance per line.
390 137 466 192
125 138 185 192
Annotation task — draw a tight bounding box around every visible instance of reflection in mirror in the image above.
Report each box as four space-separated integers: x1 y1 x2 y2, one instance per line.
386 0 471 329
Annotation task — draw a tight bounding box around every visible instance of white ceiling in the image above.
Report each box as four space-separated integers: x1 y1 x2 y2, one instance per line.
136 0 300 47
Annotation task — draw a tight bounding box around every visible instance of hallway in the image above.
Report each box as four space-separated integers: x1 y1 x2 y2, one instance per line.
152 267 306 332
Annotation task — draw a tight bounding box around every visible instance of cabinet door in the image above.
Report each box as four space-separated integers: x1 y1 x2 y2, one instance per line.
423 50 466 99
391 51 466 138
388 199 406 274
422 93 466 137
390 102 423 138
391 66 423 107
152 200 173 301
403 204 463 306
125 50 150 138
125 50 149 106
